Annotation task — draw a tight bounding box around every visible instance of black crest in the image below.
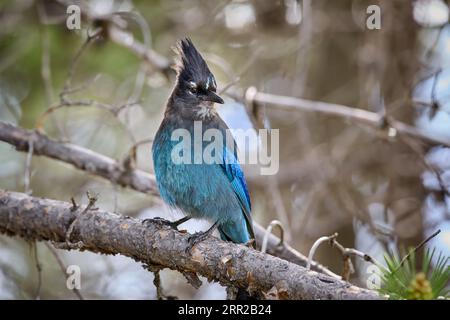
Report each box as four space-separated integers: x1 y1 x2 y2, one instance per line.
174 38 216 88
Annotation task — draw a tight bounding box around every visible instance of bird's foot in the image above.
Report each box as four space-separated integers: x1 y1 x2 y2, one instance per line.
142 217 178 229
185 232 210 253
245 238 256 248
142 216 191 230
185 222 218 253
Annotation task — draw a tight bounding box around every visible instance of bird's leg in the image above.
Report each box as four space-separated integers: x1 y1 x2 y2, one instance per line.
185 221 219 253
142 216 191 230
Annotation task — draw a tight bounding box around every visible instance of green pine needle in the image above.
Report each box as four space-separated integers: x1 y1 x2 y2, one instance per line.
377 247 449 300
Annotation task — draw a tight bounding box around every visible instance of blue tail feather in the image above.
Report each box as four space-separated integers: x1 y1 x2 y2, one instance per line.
218 214 253 246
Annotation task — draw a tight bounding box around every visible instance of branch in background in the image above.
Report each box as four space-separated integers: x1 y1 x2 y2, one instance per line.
0 190 380 300
122 138 154 172
34 28 102 130
254 223 340 279
260 220 285 254
0 122 159 196
34 25 139 145
0 121 336 277
107 25 172 76
55 0 172 76
24 138 33 194
393 229 441 273
307 233 387 281
242 88 450 148
83 11 450 149
258 219 340 279
31 242 42 300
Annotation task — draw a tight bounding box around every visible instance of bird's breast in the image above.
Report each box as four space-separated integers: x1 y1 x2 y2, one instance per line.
152 126 240 222
194 102 217 120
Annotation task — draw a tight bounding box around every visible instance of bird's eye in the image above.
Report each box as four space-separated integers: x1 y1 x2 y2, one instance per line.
189 87 197 94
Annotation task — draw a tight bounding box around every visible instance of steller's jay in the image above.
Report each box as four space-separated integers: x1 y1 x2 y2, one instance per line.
151 38 255 252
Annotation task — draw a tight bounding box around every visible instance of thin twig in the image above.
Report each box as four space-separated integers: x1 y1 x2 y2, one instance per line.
112 182 118 213
44 242 84 300
153 270 163 299
37 1 67 139
393 229 441 273
152 269 172 300
424 24 447 59
307 233 388 280
328 232 387 272
24 138 34 195
430 69 442 102
400 135 450 198
107 25 171 74
64 192 98 249
32 242 42 300
60 28 103 100
307 234 338 270
261 220 284 254
61 74 101 96
122 138 153 171
37 4 54 104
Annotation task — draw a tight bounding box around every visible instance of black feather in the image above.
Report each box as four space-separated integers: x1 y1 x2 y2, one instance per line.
174 38 215 88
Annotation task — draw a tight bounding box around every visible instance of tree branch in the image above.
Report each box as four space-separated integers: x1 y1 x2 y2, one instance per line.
0 121 159 196
0 190 380 300
241 88 450 148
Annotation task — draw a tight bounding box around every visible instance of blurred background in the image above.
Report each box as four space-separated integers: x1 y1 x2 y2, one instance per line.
0 0 449 299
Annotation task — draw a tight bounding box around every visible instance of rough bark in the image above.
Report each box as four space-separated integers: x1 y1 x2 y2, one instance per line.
0 190 380 300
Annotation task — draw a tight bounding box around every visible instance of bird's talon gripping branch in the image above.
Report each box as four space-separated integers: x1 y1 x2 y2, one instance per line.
142 216 191 231
245 239 256 248
185 222 219 253
185 232 209 253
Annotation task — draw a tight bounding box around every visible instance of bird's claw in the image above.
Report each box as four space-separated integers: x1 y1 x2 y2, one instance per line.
142 217 179 230
185 231 210 253
245 238 256 248
185 221 219 253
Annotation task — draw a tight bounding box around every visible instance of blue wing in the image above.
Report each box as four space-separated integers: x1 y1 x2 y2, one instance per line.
220 145 254 240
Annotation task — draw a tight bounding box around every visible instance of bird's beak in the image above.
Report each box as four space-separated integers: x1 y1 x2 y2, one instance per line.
204 91 224 104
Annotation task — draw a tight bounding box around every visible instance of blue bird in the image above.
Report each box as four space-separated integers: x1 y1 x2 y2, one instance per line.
151 38 255 249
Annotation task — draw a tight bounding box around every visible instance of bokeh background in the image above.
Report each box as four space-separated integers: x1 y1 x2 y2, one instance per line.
0 0 449 299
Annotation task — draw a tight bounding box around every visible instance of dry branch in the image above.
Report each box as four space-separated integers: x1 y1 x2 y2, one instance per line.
107 25 171 75
242 88 450 148
0 122 158 196
0 190 380 300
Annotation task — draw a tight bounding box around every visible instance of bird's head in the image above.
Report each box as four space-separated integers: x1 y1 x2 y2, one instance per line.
173 38 224 109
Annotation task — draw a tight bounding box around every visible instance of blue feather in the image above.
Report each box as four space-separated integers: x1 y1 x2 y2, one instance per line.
217 145 254 243
222 147 251 215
